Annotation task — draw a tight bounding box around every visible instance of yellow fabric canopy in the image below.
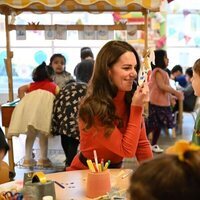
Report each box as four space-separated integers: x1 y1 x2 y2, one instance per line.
0 0 161 14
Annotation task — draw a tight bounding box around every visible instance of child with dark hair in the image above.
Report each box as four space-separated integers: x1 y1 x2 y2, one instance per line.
75 59 94 83
8 62 59 167
171 64 187 88
80 47 94 61
147 49 183 153
183 67 196 111
129 140 200 200
173 67 196 112
52 59 94 166
49 53 74 89
74 47 94 78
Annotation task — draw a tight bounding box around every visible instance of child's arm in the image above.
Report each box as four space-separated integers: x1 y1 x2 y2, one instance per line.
155 71 184 100
55 85 60 95
170 94 177 107
18 84 29 99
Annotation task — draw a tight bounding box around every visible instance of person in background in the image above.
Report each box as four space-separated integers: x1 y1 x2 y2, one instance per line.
147 49 183 153
67 40 153 171
191 59 200 145
173 67 197 113
74 47 94 78
51 59 94 167
0 127 10 183
8 62 59 167
128 140 200 200
165 67 176 89
49 53 74 89
171 64 187 88
80 47 94 61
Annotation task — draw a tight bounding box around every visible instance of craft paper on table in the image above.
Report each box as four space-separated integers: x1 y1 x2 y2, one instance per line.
83 25 95 40
55 25 67 40
97 26 108 40
16 26 26 40
45 25 55 40
127 25 137 40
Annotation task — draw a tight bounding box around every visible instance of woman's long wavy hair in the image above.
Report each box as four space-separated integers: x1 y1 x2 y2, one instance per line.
79 40 140 137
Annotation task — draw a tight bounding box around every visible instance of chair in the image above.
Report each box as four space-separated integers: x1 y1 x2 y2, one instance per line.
183 97 200 122
173 97 200 137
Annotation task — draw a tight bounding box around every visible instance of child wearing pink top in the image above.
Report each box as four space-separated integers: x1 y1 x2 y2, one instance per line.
147 50 183 153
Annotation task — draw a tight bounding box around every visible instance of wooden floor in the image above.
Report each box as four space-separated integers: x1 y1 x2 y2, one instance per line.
1 112 195 180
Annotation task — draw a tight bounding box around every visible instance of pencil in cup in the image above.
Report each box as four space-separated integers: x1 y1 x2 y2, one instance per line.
86 159 110 172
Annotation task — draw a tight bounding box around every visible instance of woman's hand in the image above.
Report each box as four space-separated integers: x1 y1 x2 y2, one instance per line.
131 82 149 106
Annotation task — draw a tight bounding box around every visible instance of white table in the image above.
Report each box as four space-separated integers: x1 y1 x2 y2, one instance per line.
0 169 132 200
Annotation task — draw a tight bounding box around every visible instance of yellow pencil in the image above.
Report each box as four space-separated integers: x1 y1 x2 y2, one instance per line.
103 162 109 171
98 163 102 172
86 159 96 172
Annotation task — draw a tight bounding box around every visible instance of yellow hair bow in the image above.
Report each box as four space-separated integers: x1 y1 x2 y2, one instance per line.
165 140 200 161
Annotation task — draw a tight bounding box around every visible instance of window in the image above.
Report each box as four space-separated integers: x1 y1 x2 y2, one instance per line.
166 0 200 69
0 12 114 93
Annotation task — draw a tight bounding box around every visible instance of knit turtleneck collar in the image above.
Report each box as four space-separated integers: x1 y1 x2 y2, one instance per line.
113 91 125 102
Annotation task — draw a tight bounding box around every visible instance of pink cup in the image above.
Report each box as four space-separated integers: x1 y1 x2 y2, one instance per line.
86 170 111 198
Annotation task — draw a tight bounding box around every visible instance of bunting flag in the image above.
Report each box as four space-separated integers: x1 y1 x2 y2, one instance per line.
184 35 191 44
156 36 166 48
16 25 26 40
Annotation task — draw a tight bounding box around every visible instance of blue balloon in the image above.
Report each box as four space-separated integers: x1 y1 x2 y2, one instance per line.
34 50 47 64
0 51 6 66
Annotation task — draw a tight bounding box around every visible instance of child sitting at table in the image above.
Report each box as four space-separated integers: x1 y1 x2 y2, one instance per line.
191 58 200 145
8 62 59 167
0 127 10 183
128 140 200 200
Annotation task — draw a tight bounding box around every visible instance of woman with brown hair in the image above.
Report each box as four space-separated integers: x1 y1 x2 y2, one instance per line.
67 40 152 171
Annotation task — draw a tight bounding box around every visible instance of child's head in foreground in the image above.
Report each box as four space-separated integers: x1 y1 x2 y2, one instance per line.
128 140 200 200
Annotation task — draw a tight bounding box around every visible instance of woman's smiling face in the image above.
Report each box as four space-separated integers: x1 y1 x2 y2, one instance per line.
109 51 137 91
